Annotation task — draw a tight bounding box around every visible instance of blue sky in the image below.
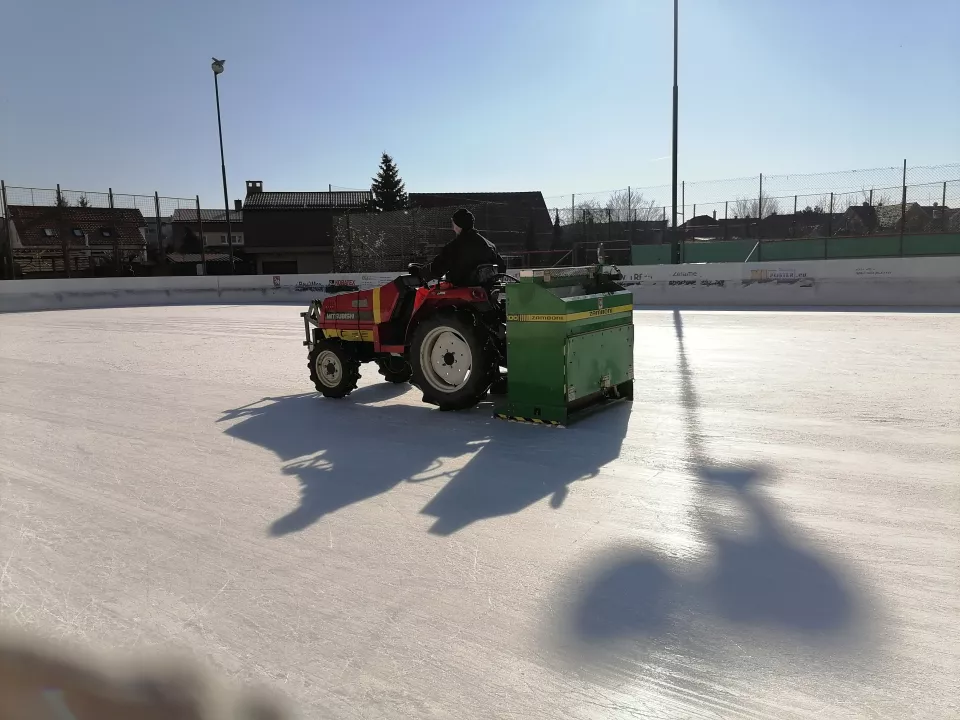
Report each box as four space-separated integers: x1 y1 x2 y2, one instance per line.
1 0 957 207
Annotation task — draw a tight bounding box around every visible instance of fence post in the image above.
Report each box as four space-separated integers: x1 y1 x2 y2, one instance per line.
1 180 13 279
792 194 797 237
154 192 165 270
606 207 611 245
899 159 907 255
626 186 631 224
942 181 948 232
346 211 353 272
724 200 729 240
197 196 207 276
828 192 834 238
869 188 873 207
107 188 120 275
570 194 575 227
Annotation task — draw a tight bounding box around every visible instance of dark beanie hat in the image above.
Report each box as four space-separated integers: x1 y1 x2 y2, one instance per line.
452 208 475 230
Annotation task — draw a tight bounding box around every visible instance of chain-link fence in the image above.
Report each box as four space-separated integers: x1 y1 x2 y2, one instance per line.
333 199 556 272
0 182 209 279
544 163 960 245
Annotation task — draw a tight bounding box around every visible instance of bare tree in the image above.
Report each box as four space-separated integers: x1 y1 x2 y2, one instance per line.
605 189 662 222
732 192 781 219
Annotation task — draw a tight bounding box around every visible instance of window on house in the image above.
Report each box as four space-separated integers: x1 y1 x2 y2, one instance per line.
100 228 113 237
72 228 84 237
43 228 55 237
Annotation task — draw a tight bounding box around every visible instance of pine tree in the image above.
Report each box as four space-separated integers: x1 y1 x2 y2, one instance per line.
370 152 408 212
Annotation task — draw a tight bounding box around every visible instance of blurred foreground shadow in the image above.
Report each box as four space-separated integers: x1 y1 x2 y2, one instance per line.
220 380 629 537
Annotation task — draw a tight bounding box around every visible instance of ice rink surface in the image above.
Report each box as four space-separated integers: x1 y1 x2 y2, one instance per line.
1 304 958 719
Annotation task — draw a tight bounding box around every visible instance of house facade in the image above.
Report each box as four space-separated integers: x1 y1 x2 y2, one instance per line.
241 181 370 274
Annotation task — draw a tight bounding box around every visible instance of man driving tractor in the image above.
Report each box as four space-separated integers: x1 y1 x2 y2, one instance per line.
411 208 506 287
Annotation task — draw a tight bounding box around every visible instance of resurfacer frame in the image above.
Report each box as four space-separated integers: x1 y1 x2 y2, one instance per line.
498 265 634 426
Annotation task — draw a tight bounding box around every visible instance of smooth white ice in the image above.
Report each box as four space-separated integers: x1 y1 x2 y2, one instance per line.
1 305 958 719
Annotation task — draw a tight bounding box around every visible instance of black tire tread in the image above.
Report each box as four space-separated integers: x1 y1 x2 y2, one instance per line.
376 358 413 384
308 340 360 398
410 313 492 411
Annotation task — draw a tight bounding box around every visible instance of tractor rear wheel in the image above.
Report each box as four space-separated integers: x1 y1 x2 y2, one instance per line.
410 313 492 411
376 356 413 384
308 340 360 398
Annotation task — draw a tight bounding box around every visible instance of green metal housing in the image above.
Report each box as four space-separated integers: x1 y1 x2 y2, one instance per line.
499 265 634 425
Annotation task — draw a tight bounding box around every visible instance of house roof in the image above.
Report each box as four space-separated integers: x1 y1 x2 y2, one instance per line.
171 209 243 223
243 191 371 210
8 205 146 249
166 252 232 263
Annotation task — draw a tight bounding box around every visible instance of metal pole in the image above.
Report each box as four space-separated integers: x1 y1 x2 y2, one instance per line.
213 71 234 273
109 188 120 275
626 186 631 224
899 158 907 254
724 200 728 241
571 194 575 229
758 173 763 239
197 196 207 276
671 0 679 263
942 181 948 232
154 192 164 268
793 195 797 237
869 188 873 207
828 192 834 238
1 180 13 279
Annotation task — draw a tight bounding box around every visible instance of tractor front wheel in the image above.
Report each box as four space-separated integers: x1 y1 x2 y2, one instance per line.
410 313 492 411
308 340 360 398
377 356 413 384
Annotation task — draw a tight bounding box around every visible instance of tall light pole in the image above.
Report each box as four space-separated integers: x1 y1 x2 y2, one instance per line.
671 0 679 263
212 57 234 274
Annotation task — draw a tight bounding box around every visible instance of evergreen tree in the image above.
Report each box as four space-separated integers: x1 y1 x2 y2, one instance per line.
76 195 90 208
370 152 408 211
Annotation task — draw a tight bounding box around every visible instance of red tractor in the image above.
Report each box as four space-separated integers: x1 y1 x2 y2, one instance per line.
301 266 509 411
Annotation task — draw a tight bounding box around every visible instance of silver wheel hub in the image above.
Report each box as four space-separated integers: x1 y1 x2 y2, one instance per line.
420 327 473 394
316 350 343 387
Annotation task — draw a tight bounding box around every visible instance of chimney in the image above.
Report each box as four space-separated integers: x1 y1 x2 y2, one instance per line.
234 199 242 211
245 180 263 196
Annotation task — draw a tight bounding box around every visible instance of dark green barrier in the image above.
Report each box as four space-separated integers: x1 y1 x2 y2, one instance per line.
631 245 672 265
631 232 960 265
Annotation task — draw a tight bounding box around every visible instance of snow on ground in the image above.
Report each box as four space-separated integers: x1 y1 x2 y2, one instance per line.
1 304 958 719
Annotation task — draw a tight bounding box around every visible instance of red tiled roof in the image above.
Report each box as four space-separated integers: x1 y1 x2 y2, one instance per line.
8 205 147 249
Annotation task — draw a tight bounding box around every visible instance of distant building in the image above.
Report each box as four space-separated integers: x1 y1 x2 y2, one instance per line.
5 204 147 276
240 182 554 274
242 181 369 274
170 205 243 252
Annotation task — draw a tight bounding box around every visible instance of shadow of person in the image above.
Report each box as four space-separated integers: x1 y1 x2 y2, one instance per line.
560 309 867 668
701 468 854 633
420 403 632 536
219 387 490 536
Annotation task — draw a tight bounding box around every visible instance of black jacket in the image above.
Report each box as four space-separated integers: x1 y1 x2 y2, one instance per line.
423 228 506 286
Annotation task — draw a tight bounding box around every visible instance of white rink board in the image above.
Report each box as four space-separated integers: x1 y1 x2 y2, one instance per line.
2 257 960 312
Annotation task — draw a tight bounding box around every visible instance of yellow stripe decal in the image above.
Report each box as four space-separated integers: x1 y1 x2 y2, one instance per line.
323 329 374 342
507 304 632 323
372 287 381 324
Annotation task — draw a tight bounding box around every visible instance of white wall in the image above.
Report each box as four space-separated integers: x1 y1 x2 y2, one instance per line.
2 258 959 313
618 256 960 307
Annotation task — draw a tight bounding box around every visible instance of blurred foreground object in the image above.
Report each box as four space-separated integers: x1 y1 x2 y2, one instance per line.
0 628 289 720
